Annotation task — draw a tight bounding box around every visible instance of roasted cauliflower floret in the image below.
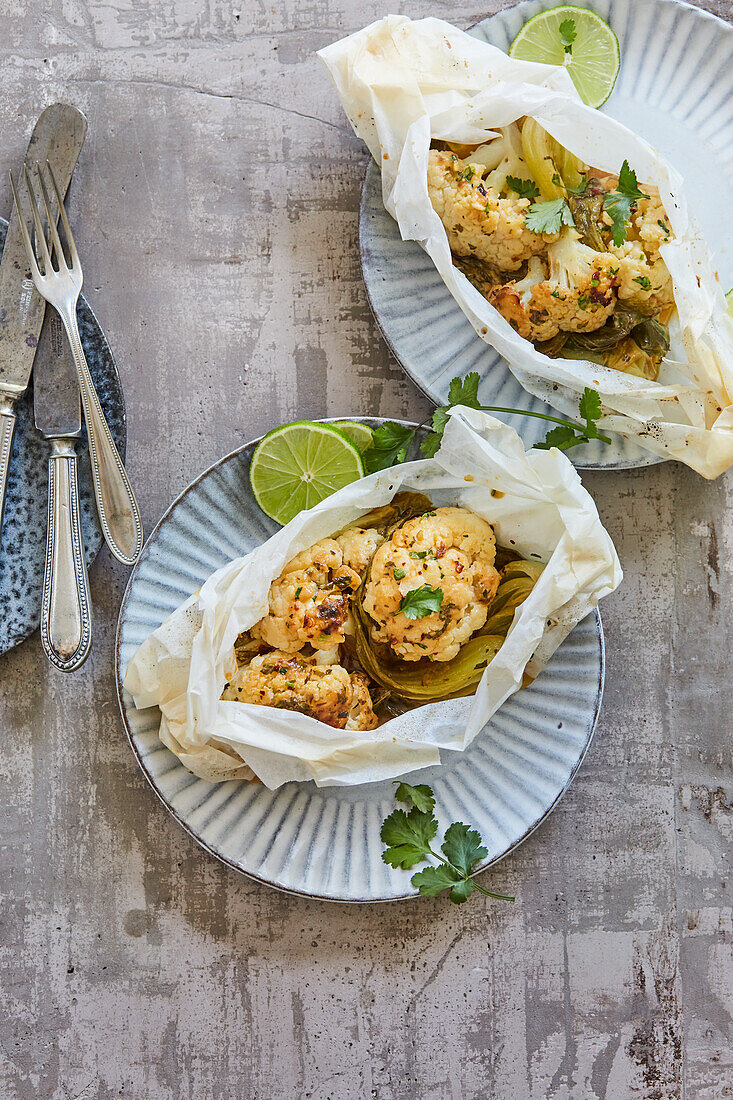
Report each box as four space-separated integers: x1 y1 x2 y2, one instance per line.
530 230 618 333
251 539 360 653
362 507 501 662
222 650 376 729
631 190 673 261
427 149 554 273
335 527 385 577
611 240 675 316
346 671 379 731
488 256 560 342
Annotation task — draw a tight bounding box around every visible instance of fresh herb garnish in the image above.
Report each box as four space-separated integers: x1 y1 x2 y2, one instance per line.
633 275 652 290
398 584 443 620
578 294 591 310
603 160 646 246
294 586 302 599
526 197 575 235
363 372 612 471
393 567 406 580
506 175 540 200
381 784 514 903
457 165 476 182
559 17 577 53
535 387 611 452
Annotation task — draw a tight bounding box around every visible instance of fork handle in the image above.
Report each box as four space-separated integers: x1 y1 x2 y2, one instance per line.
41 439 92 671
58 303 143 566
0 394 16 537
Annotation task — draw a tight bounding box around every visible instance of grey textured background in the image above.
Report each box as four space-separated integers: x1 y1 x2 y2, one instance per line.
0 1 731 1097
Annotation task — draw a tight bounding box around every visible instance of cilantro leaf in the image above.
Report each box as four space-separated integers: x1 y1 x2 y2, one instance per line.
559 17 576 52
364 422 415 473
457 165 475 182
579 386 602 428
393 567 406 581
603 160 647 246
448 879 476 904
411 864 462 897
441 822 488 876
526 198 575 235
419 430 443 459
399 584 443 620
380 807 438 869
448 372 481 409
633 275 651 290
534 424 578 451
506 175 540 200
395 782 436 814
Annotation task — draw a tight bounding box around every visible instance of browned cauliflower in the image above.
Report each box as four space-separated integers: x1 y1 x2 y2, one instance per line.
362 507 501 662
222 651 377 730
487 256 560 342
611 240 675 316
427 149 554 273
530 230 618 333
630 190 673 261
251 540 360 653
335 527 384 577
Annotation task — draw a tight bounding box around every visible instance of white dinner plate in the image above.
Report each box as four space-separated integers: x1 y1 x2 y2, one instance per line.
359 0 733 468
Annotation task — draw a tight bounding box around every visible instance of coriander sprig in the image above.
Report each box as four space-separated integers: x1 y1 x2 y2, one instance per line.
363 372 611 472
381 783 514 903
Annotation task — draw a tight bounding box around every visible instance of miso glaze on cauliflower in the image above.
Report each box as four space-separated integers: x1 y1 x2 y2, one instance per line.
251 539 360 653
529 230 618 333
222 651 377 730
362 507 501 662
427 149 555 273
487 256 560 343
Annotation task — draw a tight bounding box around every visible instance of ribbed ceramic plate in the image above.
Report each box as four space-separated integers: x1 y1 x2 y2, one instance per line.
359 0 733 469
0 216 126 656
116 418 604 902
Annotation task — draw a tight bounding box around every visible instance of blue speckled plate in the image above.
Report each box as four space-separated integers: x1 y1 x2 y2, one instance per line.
0 217 126 656
359 0 733 468
116 419 604 902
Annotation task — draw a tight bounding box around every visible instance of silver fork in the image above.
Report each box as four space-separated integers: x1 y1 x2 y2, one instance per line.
10 161 143 566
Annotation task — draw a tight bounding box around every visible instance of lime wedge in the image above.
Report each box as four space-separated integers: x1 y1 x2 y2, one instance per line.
509 6 620 108
250 420 365 525
331 420 374 453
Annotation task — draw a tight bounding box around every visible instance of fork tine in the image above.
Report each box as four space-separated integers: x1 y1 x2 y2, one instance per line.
23 164 53 276
8 170 42 282
45 160 79 269
35 162 67 271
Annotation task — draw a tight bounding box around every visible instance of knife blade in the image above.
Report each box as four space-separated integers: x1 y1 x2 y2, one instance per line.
34 308 91 670
0 103 87 533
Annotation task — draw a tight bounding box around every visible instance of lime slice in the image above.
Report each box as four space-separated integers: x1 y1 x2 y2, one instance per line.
332 420 374 453
509 6 620 108
250 420 365 525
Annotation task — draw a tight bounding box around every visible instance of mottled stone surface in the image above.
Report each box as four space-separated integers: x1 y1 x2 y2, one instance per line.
0 1 731 1097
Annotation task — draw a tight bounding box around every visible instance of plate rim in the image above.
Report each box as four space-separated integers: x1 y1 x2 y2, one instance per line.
115 416 605 903
356 0 732 472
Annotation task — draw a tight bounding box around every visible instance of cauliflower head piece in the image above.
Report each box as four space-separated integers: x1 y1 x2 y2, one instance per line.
222 651 377 730
530 229 618 333
251 539 360 653
335 527 384 577
611 240 674 316
487 256 560 343
427 149 554 273
362 507 501 663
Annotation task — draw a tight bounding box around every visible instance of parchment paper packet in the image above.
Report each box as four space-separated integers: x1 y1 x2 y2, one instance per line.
319 15 733 479
124 410 621 789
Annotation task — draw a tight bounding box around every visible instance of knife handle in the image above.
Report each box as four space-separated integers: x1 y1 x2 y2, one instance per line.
40 439 92 671
0 394 16 535
60 305 143 567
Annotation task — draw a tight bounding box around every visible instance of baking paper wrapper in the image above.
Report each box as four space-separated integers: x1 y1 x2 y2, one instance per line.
319 16 733 479
124 411 621 789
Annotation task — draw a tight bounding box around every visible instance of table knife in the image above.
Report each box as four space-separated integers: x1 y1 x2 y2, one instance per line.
34 308 92 670
0 103 87 539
